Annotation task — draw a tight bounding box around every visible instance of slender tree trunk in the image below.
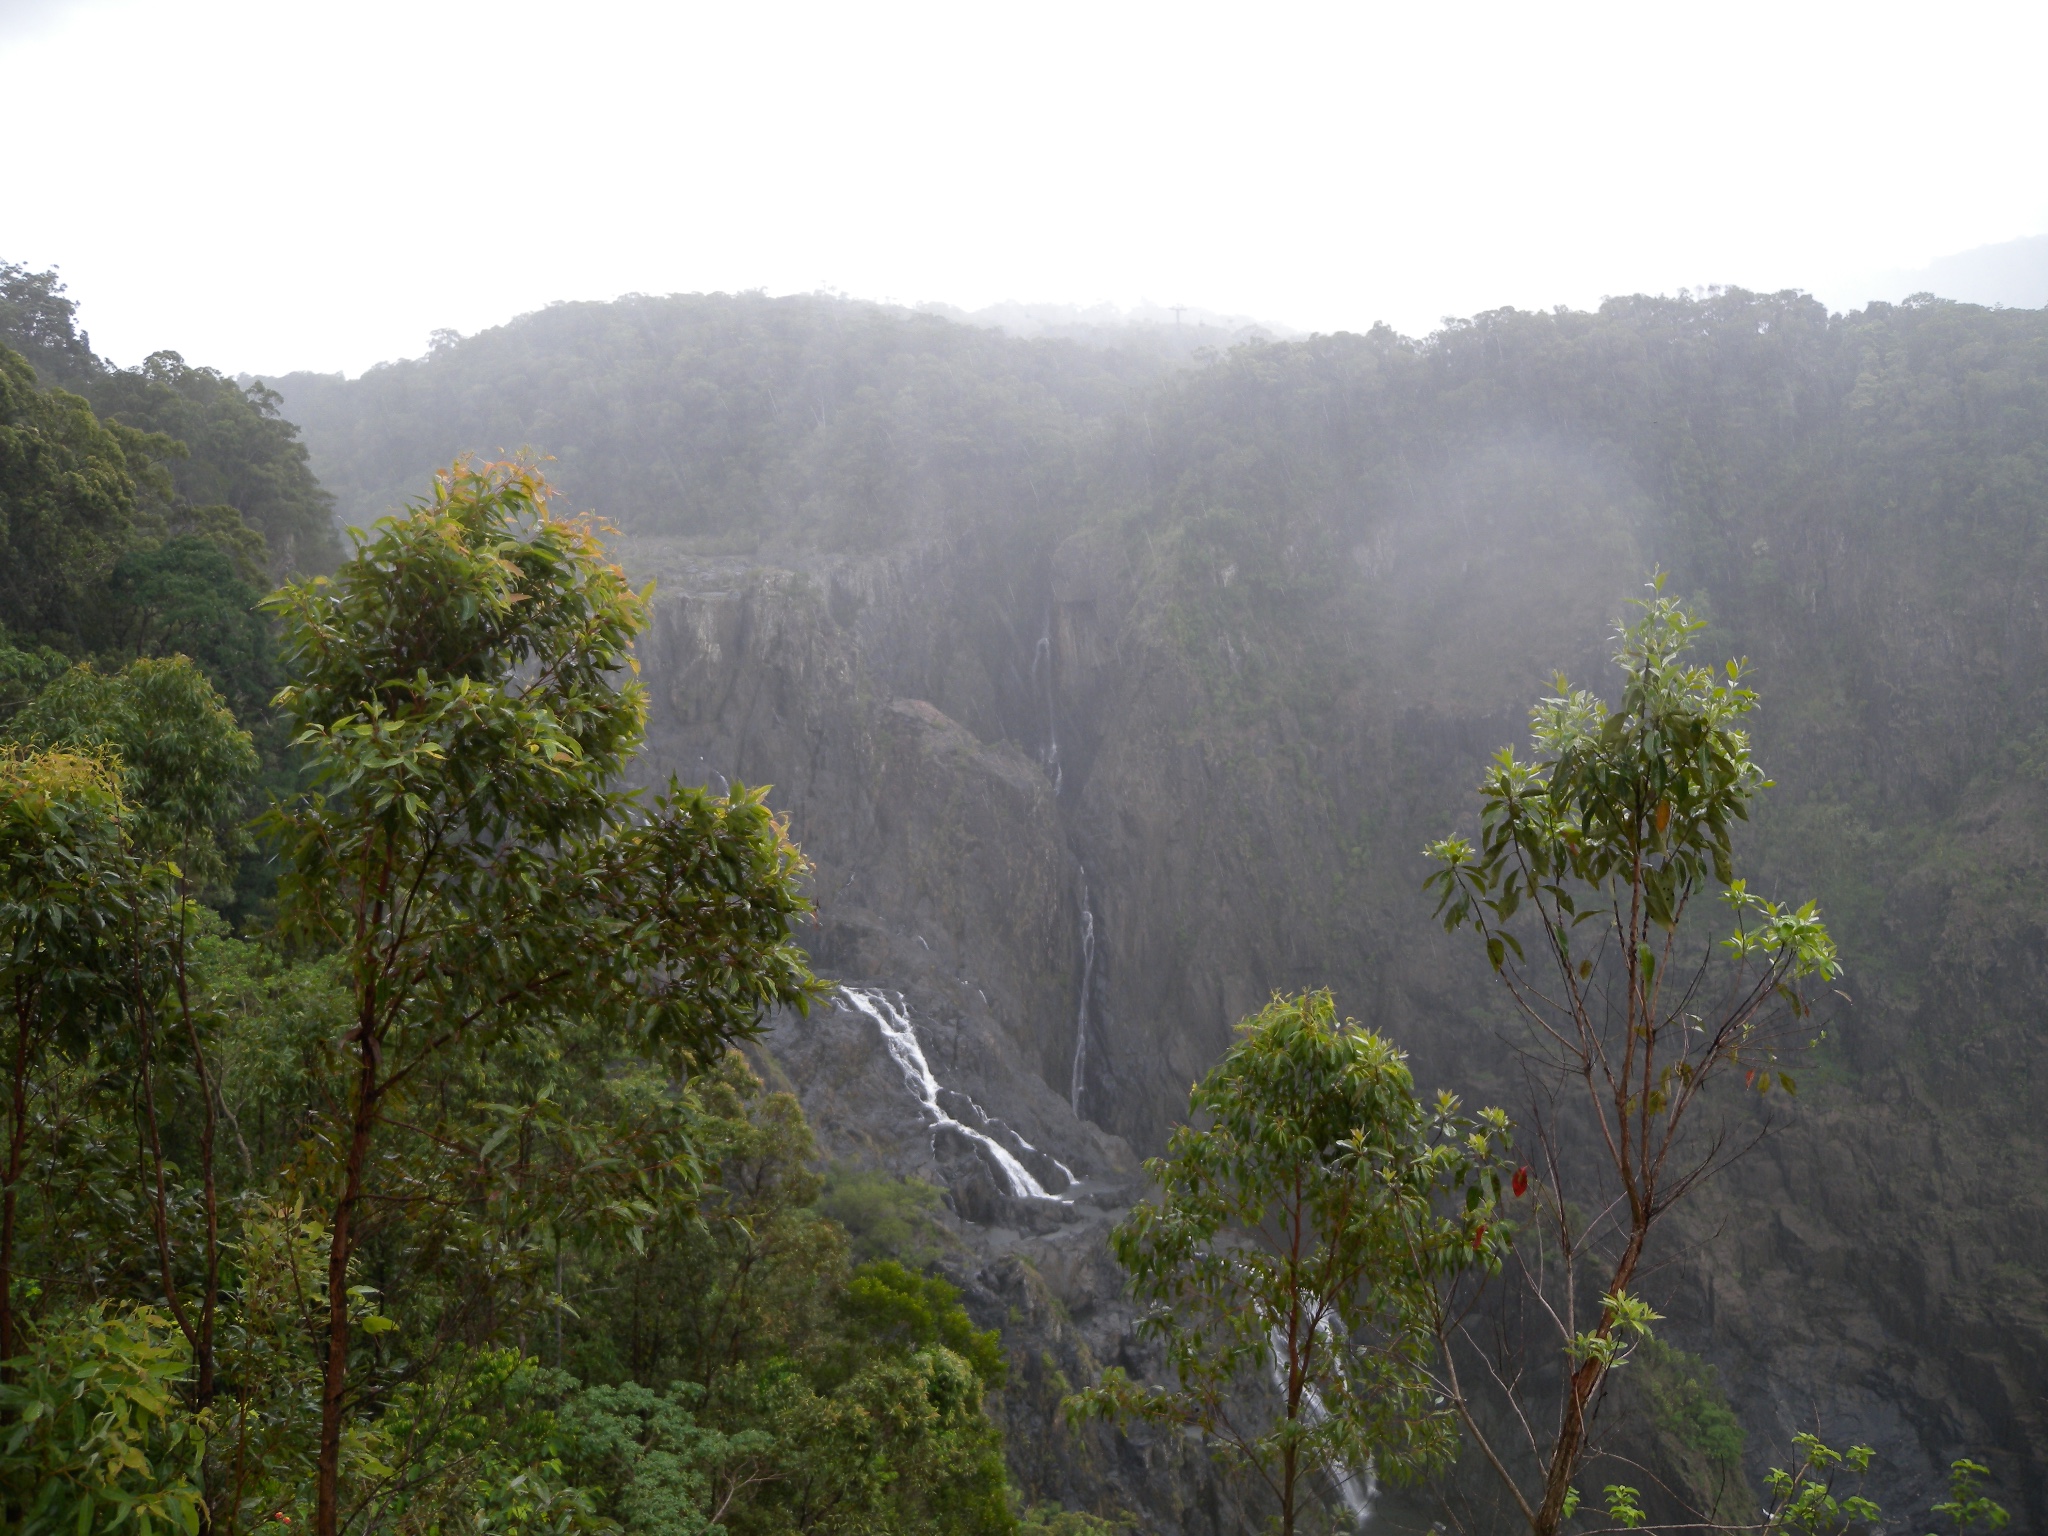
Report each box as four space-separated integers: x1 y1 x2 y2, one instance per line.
1532 876 1653 1536
174 911 221 1536
316 1005 381 1536
139 994 200 1354
0 985 35 1372
174 914 219 1407
226 1394 253 1536
1532 1235 1645 1535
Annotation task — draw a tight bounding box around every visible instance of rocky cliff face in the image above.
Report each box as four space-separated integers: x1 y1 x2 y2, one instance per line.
623 536 1313 1531
280 291 2048 1531
618 473 2047 1531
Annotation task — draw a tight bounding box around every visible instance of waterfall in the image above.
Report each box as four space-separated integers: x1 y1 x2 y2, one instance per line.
1329 1460 1378 1529
1070 868 1095 1117
1030 611 1061 796
838 987 1068 1201
1269 1320 1379 1530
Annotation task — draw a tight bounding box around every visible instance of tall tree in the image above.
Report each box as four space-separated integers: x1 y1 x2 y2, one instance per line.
0 346 168 648
100 537 278 723
262 459 820 1536
9 655 260 1415
1 264 339 578
1072 990 1509 1536
0 263 98 388
10 656 258 886
1422 578 1839 1535
0 749 149 1371
93 353 339 577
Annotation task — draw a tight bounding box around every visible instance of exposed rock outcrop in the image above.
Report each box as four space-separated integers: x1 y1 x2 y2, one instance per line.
621 519 2046 1532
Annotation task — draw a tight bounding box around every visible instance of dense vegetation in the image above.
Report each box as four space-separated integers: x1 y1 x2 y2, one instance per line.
273 295 1176 553
266 282 2048 1528
0 282 1059 1535
6 262 2045 1532
0 263 337 790
1 264 336 580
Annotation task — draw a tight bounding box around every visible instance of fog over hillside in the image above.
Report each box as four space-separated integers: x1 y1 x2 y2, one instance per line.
5 4 2047 1526
1807 231 2048 315
932 299 1294 355
263 284 2048 1532
1872 233 2048 310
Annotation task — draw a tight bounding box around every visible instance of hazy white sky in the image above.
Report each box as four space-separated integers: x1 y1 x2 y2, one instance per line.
5 0 2044 377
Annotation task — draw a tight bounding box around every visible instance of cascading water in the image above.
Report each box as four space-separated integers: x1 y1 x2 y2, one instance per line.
1269 1319 1379 1530
1329 1460 1377 1529
838 987 1068 1200
1030 611 1061 796
1070 868 1095 1117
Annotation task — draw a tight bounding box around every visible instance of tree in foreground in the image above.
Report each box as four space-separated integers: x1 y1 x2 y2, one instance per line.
1422 577 1839 1535
9 654 259 1429
263 461 821 1536
553 1056 1015 1536
1071 990 1510 1536
0 748 142 1372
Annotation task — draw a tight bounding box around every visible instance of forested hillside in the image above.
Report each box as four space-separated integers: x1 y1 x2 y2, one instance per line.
271 287 2048 1531
0 263 349 922
2 263 337 580
0 269 1070 1536
4 262 2044 1536
274 294 1182 555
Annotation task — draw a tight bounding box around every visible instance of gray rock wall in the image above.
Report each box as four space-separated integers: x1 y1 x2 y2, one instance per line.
619 515 2046 1532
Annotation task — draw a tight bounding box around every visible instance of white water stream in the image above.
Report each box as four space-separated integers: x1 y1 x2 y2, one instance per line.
1329 1456 1378 1529
1070 868 1095 1117
838 987 1069 1201
1031 613 1062 796
1269 1321 1379 1529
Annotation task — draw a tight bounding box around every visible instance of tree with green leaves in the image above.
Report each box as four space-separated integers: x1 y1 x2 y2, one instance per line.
9 654 260 1428
0 263 99 388
1070 990 1510 1536
0 1302 207 1536
0 346 167 649
0 748 153 1374
101 538 278 724
11 656 259 890
261 459 821 1536
1743 1435 2010 1536
1422 578 1840 1535
1928 1458 2010 1536
91 352 338 578
2 263 337 580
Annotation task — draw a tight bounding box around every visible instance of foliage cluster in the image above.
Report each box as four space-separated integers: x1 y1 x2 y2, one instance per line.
0 456 1046 1536
1072 990 1511 1536
1 262 336 582
0 263 327 923
270 294 1173 555
1636 1339 1744 1475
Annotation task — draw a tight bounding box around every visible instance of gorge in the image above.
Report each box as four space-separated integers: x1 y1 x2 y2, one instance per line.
268 287 2048 1532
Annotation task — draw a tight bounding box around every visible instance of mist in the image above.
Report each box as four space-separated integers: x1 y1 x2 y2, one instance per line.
5 3 2048 1532
5 0 2046 377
